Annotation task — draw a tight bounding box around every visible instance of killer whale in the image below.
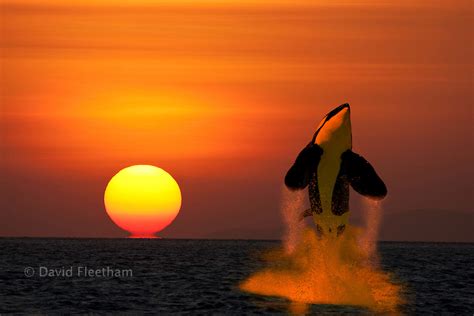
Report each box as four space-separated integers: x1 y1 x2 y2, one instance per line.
285 103 387 237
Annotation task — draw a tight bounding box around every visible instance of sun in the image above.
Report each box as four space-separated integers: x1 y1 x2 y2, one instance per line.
104 165 181 238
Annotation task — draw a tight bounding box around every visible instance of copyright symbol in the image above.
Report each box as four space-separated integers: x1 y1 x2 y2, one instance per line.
24 267 35 277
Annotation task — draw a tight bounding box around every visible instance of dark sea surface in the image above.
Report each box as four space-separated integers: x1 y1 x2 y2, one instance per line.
0 238 473 315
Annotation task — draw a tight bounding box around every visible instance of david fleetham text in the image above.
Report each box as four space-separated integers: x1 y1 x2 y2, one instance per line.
25 266 133 278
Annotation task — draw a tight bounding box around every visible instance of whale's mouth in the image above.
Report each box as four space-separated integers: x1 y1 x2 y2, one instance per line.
312 103 350 143
312 103 352 151
325 103 350 121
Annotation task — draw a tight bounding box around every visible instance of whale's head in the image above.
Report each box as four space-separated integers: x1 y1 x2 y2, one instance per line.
313 103 352 154
284 103 352 190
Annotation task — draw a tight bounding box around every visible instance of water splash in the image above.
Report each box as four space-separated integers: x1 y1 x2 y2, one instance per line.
281 187 307 254
359 198 382 263
240 190 402 313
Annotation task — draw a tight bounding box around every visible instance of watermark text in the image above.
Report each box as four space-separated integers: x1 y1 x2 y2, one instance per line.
24 266 133 278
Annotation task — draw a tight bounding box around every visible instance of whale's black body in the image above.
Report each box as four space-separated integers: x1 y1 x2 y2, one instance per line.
285 103 387 237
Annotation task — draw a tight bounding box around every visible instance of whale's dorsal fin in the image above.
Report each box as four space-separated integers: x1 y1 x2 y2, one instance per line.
341 150 387 199
285 143 322 190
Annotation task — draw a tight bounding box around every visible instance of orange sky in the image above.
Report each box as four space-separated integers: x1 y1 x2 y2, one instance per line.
1 0 472 241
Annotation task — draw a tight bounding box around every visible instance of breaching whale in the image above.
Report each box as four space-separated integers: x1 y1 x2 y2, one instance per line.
285 103 387 237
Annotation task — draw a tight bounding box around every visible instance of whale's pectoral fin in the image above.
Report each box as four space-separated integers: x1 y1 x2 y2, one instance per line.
285 143 322 190
342 150 387 200
299 208 312 221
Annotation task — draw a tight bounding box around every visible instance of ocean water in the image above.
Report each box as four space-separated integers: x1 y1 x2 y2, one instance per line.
0 238 473 314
